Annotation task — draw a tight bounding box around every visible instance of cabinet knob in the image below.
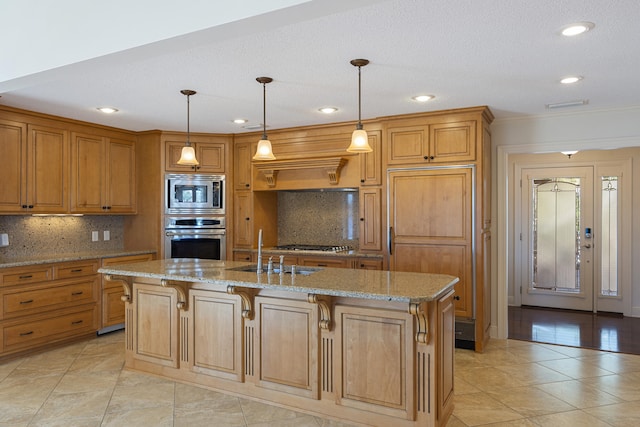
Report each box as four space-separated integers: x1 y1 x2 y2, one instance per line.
453 295 461 301
360 218 364 221
22 205 28 209
245 217 250 221
430 156 435 160
360 179 365 183
28 205 34 209
423 156 429 160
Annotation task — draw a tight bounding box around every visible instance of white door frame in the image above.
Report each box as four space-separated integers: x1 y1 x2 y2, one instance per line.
495 137 637 340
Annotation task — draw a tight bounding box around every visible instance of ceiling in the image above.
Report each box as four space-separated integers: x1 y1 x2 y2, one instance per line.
1 0 639 135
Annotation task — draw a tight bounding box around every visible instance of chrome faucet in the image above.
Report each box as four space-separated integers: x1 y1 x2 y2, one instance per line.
256 229 263 273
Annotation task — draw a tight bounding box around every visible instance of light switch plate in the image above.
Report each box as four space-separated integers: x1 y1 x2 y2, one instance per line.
103 230 110 241
91 231 99 242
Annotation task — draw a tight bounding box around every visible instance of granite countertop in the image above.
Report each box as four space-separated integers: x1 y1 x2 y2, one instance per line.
98 258 457 303
0 250 156 269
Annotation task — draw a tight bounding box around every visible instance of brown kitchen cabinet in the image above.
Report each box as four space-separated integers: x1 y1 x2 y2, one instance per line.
70 132 136 214
359 188 382 251
233 192 253 248
165 136 226 173
101 253 155 329
356 258 383 270
386 119 476 165
298 256 351 269
359 130 382 186
233 251 253 262
0 120 69 214
385 107 493 352
233 140 253 190
0 259 100 358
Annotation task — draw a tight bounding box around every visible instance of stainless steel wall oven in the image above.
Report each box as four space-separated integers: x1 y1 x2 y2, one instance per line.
164 217 226 260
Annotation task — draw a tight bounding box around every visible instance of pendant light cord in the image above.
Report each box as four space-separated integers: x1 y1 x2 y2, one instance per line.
357 64 363 130
186 93 191 147
262 81 268 140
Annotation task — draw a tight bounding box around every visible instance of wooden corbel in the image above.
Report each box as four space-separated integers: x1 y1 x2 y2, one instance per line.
308 294 332 330
106 274 133 303
160 279 188 311
409 302 429 344
227 286 254 320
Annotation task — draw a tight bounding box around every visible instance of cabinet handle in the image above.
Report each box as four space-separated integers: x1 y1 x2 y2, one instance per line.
19 275 33 280
71 320 83 325
317 263 328 267
71 269 83 273
20 331 34 336
20 299 34 305
244 257 250 261
389 227 393 255
71 291 84 296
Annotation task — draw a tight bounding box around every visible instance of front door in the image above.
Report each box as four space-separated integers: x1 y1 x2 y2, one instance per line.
521 167 594 311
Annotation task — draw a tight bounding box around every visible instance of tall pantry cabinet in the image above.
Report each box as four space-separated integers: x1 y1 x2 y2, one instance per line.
384 107 493 352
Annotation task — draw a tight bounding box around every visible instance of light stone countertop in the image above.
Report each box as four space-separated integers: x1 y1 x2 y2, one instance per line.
236 247 384 259
98 258 458 303
0 250 156 269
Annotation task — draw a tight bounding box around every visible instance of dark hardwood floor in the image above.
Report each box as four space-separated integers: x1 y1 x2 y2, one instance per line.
508 305 640 355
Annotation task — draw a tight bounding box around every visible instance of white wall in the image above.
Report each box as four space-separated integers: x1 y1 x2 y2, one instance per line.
490 106 640 339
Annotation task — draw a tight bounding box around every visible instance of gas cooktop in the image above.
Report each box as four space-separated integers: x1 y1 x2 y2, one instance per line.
274 244 353 253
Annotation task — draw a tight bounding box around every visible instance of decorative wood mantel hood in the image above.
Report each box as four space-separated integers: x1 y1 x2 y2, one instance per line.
254 156 348 188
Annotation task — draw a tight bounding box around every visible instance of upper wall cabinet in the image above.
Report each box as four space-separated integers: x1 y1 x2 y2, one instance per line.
165 135 227 173
359 130 382 186
386 119 476 165
0 120 69 214
70 133 136 214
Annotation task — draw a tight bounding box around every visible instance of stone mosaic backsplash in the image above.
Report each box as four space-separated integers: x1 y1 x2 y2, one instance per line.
0 216 124 258
277 191 359 248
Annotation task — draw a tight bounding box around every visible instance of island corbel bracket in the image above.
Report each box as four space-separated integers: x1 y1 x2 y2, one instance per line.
160 279 188 310
308 294 332 330
227 286 254 319
106 274 133 303
409 302 429 344
255 157 347 187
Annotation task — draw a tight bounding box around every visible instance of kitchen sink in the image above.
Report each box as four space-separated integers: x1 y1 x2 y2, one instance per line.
227 265 320 275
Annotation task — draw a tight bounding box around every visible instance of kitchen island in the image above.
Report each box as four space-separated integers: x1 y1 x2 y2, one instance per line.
99 258 458 427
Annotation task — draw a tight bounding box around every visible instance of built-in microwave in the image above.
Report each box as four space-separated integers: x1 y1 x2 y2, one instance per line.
166 174 225 214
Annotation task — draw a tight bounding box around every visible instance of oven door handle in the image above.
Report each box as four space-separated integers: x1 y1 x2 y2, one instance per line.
165 230 225 237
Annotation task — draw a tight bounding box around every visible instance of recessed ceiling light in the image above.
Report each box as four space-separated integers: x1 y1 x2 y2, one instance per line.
560 76 583 84
561 22 595 36
233 118 248 124
318 107 338 114
412 95 435 102
97 107 118 114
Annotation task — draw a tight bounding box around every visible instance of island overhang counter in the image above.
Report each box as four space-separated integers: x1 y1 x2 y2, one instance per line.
99 258 458 427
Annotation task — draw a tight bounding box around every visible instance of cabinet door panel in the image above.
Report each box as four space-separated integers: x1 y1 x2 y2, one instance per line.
430 121 475 162
28 125 68 213
134 283 178 367
234 141 253 190
256 297 318 398
234 192 252 247
387 125 428 164
359 188 381 250
196 143 225 173
0 119 26 211
71 133 104 212
106 138 136 213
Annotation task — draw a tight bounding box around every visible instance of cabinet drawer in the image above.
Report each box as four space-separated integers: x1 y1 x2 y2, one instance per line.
3 307 97 350
55 260 99 279
2 278 98 319
1 266 53 287
299 256 351 268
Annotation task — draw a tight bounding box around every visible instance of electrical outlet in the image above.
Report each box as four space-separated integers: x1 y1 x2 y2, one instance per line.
91 231 99 242
0 233 8 247
103 230 110 241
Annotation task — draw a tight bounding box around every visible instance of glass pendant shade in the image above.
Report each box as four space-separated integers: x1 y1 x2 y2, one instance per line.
177 145 199 165
347 128 372 152
253 139 276 160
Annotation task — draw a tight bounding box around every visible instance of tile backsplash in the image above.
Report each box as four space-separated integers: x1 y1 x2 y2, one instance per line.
277 191 359 248
0 216 124 258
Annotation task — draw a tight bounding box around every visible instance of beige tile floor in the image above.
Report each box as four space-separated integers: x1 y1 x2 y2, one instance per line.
1 332 640 426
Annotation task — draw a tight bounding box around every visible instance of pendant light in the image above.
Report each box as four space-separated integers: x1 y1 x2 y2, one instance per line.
347 59 373 153
176 89 199 166
253 77 276 160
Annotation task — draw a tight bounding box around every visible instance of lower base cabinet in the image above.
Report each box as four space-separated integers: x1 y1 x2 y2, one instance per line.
125 279 454 427
0 259 100 358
